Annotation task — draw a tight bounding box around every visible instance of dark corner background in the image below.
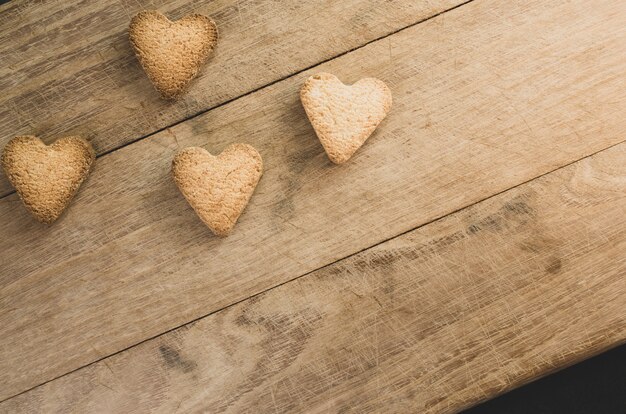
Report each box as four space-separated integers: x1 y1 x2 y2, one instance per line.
0 0 624 412
466 344 626 413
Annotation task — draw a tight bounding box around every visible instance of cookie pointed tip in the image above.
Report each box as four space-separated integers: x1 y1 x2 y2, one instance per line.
328 153 351 164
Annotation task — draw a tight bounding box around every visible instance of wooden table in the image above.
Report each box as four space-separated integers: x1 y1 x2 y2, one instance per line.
0 0 624 412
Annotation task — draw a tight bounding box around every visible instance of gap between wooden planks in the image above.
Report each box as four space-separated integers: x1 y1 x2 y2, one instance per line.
0 0 469 196
1 0 625 402
1 138 624 413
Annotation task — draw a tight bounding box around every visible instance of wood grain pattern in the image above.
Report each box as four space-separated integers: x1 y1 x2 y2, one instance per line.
2 142 624 413
0 0 466 196
1 0 625 401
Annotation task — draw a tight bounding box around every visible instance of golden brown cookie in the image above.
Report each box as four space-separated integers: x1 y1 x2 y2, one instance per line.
300 73 392 164
172 144 263 237
129 10 218 99
1 136 95 224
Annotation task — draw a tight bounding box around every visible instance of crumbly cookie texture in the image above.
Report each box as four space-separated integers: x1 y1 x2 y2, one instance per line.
300 72 392 164
172 144 263 237
129 10 218 99
1 136 95 224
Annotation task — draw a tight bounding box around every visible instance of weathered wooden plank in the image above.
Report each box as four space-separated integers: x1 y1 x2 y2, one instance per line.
1 0 625 401
0 0 467 196
2 142 624 413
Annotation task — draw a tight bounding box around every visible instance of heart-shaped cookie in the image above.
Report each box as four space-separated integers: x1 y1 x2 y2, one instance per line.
129 10 218 99
300 73 392 164
2 136 95 224
172 144 263 236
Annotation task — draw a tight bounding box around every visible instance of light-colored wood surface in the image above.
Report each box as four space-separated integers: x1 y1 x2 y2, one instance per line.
0 0 466 196
1 0 625 402
3 142 624 413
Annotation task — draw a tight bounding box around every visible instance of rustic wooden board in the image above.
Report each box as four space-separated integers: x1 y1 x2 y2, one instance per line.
1 0 625 402
0 0 467 196
2 142 624 413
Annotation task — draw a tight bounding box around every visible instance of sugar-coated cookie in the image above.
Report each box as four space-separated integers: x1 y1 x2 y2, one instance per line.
129 10 218 99
300 73 392 164
2 136 95 224
172 144 263 237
